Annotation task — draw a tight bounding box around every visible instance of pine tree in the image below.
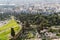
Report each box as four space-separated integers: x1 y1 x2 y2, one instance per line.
11 28 15 37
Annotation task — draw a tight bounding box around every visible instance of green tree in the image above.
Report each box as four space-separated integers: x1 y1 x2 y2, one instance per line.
25 21 30 27
11 28 15 37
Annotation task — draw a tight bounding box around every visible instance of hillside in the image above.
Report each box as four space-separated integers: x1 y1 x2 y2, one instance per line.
0 19 22 40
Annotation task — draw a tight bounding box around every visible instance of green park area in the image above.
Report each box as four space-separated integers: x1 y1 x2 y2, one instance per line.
0 19 22 40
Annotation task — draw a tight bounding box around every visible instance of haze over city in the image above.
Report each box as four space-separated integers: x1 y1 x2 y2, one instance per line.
0 0 60 4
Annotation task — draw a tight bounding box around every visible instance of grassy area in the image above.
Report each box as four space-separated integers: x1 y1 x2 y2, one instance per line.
0 19 22 40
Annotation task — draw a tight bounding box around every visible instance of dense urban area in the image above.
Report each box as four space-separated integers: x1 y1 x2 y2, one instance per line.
0 3 60 40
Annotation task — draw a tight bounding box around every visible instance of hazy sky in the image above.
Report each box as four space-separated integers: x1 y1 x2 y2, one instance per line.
0 0 60 4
